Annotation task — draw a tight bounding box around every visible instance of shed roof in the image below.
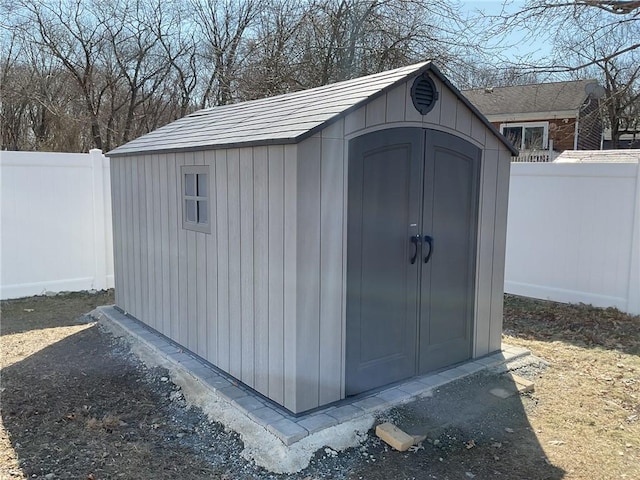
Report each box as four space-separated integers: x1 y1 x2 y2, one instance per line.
554 149 640 163
462 79 599 117
109 62 516 157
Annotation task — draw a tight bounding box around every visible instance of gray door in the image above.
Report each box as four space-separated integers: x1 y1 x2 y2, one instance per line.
419 130 480 373
346 128 480 396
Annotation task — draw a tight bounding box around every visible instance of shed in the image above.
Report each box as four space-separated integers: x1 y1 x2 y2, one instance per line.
108 62 517 414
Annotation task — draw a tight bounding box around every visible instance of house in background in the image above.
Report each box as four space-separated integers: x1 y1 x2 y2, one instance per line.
463 80 603 161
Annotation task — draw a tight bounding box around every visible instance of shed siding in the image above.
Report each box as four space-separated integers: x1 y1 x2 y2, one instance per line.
489 150 512 352
319 120 346 406
295 136 322 412
214 149 230 371
112 144 302 411
473 149 499 356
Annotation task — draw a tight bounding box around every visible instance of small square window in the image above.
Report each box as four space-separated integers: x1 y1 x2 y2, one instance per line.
181 165 211 234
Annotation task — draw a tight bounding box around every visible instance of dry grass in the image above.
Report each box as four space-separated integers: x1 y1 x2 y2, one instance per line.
503 295 640 480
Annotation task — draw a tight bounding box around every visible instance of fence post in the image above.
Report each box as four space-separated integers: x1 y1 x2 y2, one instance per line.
90 148 107 291
628 162 640 315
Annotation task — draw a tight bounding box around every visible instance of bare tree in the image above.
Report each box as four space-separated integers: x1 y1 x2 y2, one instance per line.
190 0 263 107
556 15 640 147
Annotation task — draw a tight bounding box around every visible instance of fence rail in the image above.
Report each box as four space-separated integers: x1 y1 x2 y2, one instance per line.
0 149 113 299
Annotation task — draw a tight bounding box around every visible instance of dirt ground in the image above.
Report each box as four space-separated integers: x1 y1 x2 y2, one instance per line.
1 291 638 479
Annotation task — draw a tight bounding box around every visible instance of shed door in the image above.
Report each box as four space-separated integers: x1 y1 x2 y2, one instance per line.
346 128 480 396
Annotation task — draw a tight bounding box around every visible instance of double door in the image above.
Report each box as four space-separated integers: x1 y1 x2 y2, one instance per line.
346 128 480 395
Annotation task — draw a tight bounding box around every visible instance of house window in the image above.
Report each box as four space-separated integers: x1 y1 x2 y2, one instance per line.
182 165 210 234
500 122 549 150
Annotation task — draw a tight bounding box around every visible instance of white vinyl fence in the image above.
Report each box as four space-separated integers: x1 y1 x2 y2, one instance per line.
2 150 639 317
0 149 113 299
505 161 640 315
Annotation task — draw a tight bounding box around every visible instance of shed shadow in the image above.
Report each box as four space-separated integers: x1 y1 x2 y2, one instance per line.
0 290 114 336
351 371 566 479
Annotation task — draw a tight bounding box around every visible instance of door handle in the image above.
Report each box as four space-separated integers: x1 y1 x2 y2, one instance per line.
423 235 433 264
410 234 421 264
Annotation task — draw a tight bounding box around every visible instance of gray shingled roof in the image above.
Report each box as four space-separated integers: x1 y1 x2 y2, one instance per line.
462 80 598 116
109 62 516 157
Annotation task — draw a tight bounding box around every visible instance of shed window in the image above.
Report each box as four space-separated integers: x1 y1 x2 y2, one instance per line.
181 165 210 233
500 122 549 150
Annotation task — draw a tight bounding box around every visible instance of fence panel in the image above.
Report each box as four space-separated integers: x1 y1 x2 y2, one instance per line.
0 149 114 299
505 161 640 315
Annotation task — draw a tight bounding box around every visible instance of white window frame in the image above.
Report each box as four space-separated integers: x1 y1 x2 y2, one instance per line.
500 121 549 150
181 165 211 234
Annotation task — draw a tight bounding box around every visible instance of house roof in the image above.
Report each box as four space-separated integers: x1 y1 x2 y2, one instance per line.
462 79 599 117
554 149 640 163
109 62 517 157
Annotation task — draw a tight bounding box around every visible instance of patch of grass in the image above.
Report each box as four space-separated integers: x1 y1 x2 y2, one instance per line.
503 294 640 355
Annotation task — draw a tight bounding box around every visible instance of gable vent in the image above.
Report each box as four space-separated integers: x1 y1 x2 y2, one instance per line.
411 74 439 115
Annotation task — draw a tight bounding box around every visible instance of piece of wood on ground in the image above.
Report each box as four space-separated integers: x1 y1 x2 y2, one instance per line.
511 374 535 393
375 422 425 452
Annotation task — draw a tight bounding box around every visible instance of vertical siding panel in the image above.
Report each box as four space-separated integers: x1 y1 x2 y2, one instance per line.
159 154 171 336
440 86 457 130
111 160 122 307
283 145 298 411
239 148 255 386
140 157 150 324
176 153 189 347
205 150 218 364
195 151 208 358
471 116 487 146
344 107 366 137
489 153 511 352
319 121 345 405
474 150 498 357
385 84 406 123
168 154 180 344
455 100 473 138
125 158 134 314
296 137 322 411
132 158 142 319
152 155 163 332
253 146 269 395
119 160 129 311
215 150 230 371
186 152 198 353
365 94 387 128
267 145 285 405
227 149 242 378
144 155 155 329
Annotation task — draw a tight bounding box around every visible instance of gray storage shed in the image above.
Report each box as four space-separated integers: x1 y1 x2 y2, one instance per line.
108 62 517 414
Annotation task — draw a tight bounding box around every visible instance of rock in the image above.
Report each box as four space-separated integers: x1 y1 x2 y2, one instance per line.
160 377 169 382
45 474 55 479
504 428 514 433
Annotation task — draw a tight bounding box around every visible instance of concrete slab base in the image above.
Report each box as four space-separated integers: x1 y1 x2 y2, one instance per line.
92 305 531 473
